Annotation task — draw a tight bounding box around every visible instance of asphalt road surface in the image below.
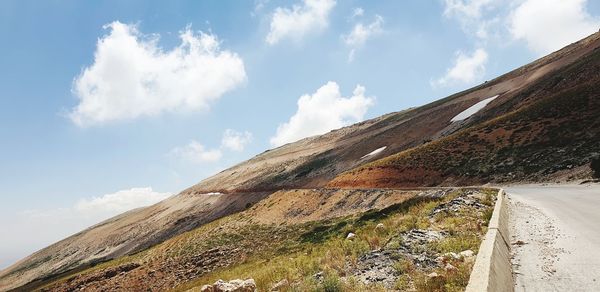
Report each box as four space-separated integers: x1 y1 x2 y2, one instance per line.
506 184 600 292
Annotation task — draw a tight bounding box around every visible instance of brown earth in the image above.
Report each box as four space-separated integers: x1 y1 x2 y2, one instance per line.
330 33 600 188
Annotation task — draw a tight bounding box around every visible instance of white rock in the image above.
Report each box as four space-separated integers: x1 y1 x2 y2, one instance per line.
204 278 256 292
459 250 475 258
346 232 356 240
375 223 385 231
443 252 461 260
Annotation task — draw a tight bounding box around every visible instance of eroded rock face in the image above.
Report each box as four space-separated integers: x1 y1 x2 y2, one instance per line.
353 250 399 287
430 193 488 216
401 229 447 246
200 278 256 292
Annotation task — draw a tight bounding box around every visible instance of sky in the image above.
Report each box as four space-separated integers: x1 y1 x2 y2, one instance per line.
1 0 599 269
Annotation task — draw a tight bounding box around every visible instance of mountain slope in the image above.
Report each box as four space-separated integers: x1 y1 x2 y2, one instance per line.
2 32 600 291
330 34 600 188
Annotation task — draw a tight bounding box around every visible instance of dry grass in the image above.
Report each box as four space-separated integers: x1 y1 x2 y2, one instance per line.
175 188 495 292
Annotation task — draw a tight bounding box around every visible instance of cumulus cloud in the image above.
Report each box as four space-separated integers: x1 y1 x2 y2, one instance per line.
169 129 253 164
433 48 488 87
442 0 500 40
221 129 253 152
254 0 270 13
351 7 364 18
270 82 374 147
442 0 600 54
509 0 600 55
75 187 172 214
70 21 246 127
443 0 496 19
169 141 222 163
266 0 336 45
343 14 384 61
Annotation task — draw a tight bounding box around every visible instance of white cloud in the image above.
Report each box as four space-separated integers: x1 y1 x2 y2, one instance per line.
343 15 384 61
170 141 222 163
442 0 500 40
509 0 600 55
270 82 374 147
442 0 600 55
169 129 252 164
221 129 253 152
254 0 270 13
266 0 336 45
70 21 246 127
443 0 496 19
351 7 364 18
433 48 488 87
343 15 384 46
75 187 172 214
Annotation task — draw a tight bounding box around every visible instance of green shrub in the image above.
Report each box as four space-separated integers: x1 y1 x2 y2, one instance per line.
393 259 414 274
321 273 342 292
431 235 480 254
482 208 494 226
413 273 446 292
592 157 600 178
394 274 412 290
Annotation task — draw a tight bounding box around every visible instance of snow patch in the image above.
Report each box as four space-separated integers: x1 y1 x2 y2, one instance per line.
361 146 387 159
451 95 499 122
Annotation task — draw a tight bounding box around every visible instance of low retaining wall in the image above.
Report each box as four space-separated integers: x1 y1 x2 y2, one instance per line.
465 189 513 292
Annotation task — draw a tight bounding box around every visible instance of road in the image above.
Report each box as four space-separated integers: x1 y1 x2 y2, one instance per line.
506 184 600 291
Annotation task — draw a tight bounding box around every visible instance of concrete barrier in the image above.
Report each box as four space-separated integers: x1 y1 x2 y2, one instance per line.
465 189 513 292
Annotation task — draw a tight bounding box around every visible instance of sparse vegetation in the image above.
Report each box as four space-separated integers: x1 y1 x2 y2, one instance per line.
34 188 495 292
172 188 494 291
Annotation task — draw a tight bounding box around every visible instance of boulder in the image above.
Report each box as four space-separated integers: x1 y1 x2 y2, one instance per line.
459 249 474 258
346 232 356 240
442 252 460 260
200 278 256 292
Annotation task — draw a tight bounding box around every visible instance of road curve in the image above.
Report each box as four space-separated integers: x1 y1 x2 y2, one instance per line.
506 184 600 291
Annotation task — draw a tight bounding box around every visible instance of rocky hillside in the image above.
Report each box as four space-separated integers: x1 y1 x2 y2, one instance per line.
35 188 495 291
1 32 599 291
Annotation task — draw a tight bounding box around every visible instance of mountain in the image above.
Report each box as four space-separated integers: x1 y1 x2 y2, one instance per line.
2 32 599 291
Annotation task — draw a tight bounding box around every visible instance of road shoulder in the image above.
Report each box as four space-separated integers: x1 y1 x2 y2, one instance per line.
507 186 600 291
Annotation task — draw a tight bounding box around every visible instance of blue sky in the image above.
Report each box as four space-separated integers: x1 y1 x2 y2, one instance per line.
1 0 599 269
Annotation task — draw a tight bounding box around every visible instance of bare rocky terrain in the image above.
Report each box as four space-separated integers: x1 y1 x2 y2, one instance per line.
1 32 599 291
